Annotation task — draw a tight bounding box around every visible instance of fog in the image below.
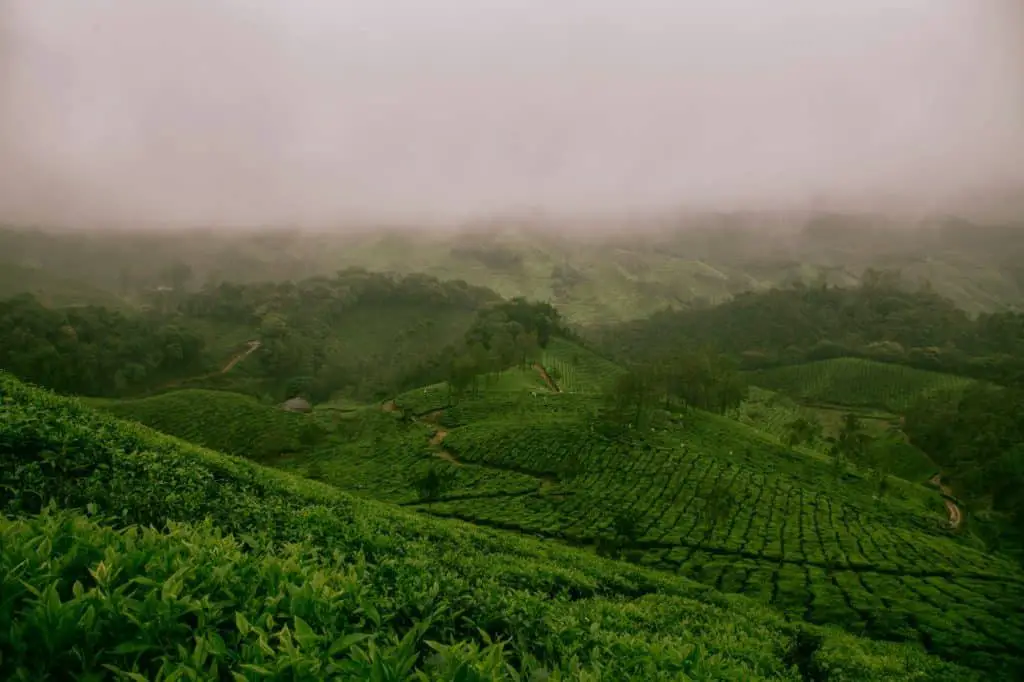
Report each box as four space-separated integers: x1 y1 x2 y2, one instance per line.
2 0 1023 228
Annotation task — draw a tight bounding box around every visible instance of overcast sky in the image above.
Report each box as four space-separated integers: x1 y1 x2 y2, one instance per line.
1 0 1023 227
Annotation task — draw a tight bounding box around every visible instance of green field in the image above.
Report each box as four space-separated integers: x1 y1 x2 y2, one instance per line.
96 389 327 460
194 339 1024 676
747 358 977 412
2 371 988 680
735 388 938 483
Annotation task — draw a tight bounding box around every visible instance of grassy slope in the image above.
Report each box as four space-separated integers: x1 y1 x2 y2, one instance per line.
735 387 938 484
305 230 1024 323
95 389 326 461
747 358 977 413
260 340 1024 676
4 222 1024 324
0 372 980 681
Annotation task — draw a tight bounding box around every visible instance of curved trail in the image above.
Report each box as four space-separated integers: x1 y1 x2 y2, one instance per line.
533 363 561 393
929 473 963 529
220 340 262 373
154 340 261 392
428 428 461 465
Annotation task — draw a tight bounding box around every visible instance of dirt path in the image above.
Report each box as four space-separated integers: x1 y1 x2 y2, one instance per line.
929 473 963 529
220 340 261 373
533 363 561 393
427 428 461 465
153 340 261 392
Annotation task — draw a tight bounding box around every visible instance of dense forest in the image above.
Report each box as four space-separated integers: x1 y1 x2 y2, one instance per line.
0 268 567 403
0 294 205 396
590 273 1024 385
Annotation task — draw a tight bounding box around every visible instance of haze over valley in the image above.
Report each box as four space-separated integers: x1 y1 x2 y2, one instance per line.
2 2 1024 680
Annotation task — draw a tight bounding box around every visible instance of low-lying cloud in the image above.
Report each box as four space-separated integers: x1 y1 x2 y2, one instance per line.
2 0 1023 227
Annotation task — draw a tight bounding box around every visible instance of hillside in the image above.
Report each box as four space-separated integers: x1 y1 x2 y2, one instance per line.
0 372 983 680
0 269 509 404
3 216 1024 324
747 358 977 413
120 337 1022 677
95 389 329 460
588 283 1024 389
0 261 127 308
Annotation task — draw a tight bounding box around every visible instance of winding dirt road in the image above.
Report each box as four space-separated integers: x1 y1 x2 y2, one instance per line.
155 340 261 391
533 363 561 393
220 340 261 373
929 473 963 529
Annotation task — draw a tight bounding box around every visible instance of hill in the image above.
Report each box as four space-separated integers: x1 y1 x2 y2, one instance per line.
0 261 127 309
3 215 1024 325
186 336 1024 677
0 269 513 404
747 358 977 413
95 389 329 461
588 283 1024 388
0 372 983 680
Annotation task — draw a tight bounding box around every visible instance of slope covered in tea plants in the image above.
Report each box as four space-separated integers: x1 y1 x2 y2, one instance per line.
97 389 328 461
0 373 981 680
747 358 977 413
349 365 1024 677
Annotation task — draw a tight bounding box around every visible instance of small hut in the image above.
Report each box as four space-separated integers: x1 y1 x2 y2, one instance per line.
280 397 312 413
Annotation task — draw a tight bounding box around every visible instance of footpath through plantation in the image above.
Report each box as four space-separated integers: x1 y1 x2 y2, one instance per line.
0 372 997 680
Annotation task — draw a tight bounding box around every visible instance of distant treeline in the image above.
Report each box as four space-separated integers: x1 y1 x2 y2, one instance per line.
0 294 205 396
588 274 1024 387
0 268 568 403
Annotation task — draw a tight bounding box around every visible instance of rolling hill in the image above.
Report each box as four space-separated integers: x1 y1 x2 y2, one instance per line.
95 388 328 461
747 358 977 413
0 371 983 680
77 335 1024 677
4 215 1024 324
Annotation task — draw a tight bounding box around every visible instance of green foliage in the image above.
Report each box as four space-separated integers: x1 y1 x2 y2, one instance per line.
0 293 205 396
749 358 976 413
591 284 1024 388
97 389 325 460
1 372 986 680
415 466 456 501
410 393 1024 676
784 415 823 448
905 384 1024 559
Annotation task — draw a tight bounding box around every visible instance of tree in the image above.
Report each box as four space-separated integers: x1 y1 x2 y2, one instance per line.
784 415 822 448
660 348 747 414
827 413 869 480
599 364 660 435
415 466 454 502
701 483 736 543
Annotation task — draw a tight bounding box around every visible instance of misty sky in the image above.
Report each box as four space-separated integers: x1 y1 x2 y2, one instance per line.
1 0 1023 227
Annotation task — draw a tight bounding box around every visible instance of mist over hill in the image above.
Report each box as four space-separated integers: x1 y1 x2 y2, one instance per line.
2 0 1023 226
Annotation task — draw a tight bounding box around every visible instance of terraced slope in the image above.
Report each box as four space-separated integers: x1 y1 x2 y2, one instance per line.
411 396 1024 675
97 389 327 460
747 358 977 412
0 373 977 680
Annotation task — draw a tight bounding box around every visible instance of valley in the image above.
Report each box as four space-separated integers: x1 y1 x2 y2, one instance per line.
2 222 1024 679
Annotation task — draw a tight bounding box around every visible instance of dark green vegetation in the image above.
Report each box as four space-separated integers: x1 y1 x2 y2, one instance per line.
3 214 1024 323
0 293 206 396
4 219 1024 678
96 389 329 461
905 384 1024 562
1 373 979 681
590 280 1024 387
748 359 976 413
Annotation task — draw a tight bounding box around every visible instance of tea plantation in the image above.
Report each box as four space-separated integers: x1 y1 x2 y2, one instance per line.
747 358 977 412
0 372 986 680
